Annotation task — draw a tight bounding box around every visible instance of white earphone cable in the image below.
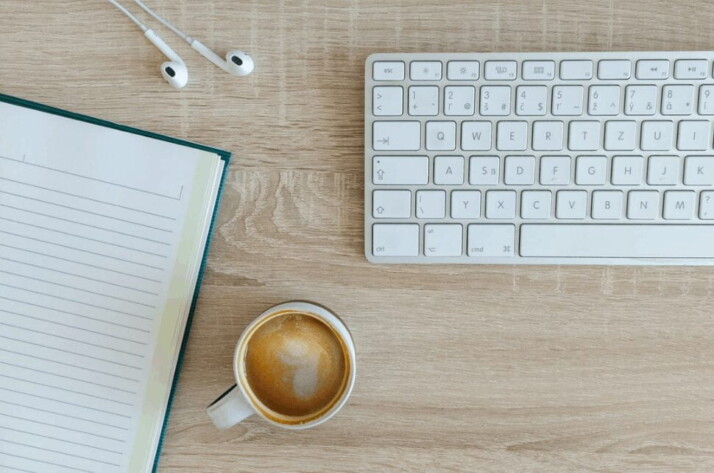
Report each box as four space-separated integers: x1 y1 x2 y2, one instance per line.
106 0 148 32
132 0 193 43
106 0 254 80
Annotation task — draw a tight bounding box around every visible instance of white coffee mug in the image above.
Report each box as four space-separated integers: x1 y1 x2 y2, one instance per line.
207 301 356 430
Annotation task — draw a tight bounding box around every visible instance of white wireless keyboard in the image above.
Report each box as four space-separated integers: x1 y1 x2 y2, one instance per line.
364 52 714 265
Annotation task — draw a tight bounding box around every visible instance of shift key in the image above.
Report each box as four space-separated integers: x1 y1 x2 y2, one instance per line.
373 121 421 150
373 156 429 184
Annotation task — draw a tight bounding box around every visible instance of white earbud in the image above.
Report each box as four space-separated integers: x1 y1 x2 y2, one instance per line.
107 0 188 89
190 41 254 76
108 0 255 87
145 30 188 89
131 0 255 77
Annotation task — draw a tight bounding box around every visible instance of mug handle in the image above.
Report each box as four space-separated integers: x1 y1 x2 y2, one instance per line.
206 385 255 429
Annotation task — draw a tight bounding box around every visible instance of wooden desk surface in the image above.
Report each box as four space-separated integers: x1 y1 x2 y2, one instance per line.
2 1 714 471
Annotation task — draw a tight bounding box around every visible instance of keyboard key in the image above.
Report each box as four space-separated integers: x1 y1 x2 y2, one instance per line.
416 190 446 218
461 122 492 150
663 191 696 220
372 156 428 184
424 224 463 256
469 156 500 185
684 156 714 185
372 224 419 256
434 156 464 185
647 156 680 185
640 121 674 151
625 85 657 116
520 225 714 258
532 121 564 151
410 61 442 80
636 59 669 79
627 191 659 219
444 86 475 116
674 59 708 79
480 86 511 116
677 120 710 151
504 156 536 185
699 85 714 115
451 191 481 219
568 121 601 150
516 86 547 115
591 191 624 219
540 156 571 185
552 85 584 116
447 61 479 80
556 190 588 219
373 86 403 116
576 156 607 185
700 191 714 219
597 60 631 79
611 155 644 185
521 191 552 219
485 190 516 219
662 85 694 115
522 60 555 80
408 86 439 116
496 121 528 151
560 60 593 80
373 121 420 151
426 121 456 151
372 190 411 218
373 61 405 81
484 60 517 80
604 121 637 151
588 85 621 115
467 224 515 257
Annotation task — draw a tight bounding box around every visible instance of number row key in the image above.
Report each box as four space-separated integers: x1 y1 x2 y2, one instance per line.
374 84 714 117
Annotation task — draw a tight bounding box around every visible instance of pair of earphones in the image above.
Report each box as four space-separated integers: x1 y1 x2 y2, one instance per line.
108 0 254 88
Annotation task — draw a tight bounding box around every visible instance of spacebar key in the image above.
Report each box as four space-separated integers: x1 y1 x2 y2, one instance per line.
520 224 714 258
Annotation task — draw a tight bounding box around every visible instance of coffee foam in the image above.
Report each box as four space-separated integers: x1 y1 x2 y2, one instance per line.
242 311 348 424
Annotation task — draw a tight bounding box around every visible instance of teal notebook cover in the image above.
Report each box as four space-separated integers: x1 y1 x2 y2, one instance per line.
0 93 231 473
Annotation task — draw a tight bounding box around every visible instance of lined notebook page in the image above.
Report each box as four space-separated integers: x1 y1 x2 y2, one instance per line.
0 101 222 473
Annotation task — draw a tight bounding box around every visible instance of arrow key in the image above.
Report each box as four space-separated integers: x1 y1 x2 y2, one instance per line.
373 86 403 116
373 190 411 218
424 224 463 257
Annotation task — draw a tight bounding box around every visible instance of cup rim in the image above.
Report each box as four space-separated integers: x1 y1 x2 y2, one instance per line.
232 300 356 430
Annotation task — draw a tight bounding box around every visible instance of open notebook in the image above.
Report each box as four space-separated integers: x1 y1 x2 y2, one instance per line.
0 94 230 473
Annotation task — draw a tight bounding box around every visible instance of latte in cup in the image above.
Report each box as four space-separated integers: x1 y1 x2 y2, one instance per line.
207 301 355 430
237 310 351 425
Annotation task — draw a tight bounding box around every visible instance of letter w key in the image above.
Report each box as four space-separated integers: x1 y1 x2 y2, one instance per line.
462 122 492 151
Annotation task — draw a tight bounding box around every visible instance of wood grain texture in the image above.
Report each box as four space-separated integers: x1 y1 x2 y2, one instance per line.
2 0 714 471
